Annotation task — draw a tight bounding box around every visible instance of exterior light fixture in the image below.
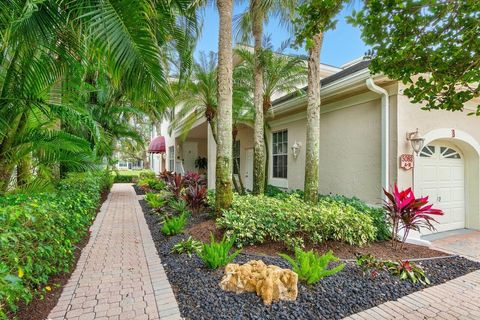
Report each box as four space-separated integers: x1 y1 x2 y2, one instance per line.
406 129 425 155
291 142 301 159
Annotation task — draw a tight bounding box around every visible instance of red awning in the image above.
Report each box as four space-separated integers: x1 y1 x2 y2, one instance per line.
148 136 166 154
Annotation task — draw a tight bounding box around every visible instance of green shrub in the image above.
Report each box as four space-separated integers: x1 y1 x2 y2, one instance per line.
145 192 168 209
319 194 390 241
217 194 376 248
197 234 242 269
280 249 345 285
168 198 189 214
171 237 202 257
0 172 109 317
161 213 188 236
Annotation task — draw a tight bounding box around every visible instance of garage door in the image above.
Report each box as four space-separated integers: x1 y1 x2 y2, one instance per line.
416 142 465 233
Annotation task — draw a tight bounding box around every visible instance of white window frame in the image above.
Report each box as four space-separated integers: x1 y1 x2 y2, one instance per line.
272 130 288 182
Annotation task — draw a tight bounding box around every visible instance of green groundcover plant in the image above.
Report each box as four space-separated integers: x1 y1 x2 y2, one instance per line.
171 237 203 257
0 171 112 318
280 249 345 285
161 213 188 236
197 234 242 269
217 194 376 249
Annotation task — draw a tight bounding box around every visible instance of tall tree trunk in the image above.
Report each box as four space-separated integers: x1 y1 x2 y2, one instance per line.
17 155 31 187
252 0 265 195
215 0 234 214
304 33 324 203
232 128 245 195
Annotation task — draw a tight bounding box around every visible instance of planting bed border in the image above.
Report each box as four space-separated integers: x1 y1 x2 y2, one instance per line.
140 199 480 320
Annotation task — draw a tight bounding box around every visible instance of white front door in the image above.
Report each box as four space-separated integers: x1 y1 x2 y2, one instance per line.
416 142 465 233
245 148 254 191
182 142 198 173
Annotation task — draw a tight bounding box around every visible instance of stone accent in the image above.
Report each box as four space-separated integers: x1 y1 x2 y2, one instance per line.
220 260 298 305
48 183 181 320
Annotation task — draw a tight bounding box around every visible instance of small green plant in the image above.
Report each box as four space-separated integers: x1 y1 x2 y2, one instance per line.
197 233 242 269
385 260 430 285
171 237 202 257
279 249 345 285
161 213 188 236
145 192 167 209
168 198 189 214
355 253 430 284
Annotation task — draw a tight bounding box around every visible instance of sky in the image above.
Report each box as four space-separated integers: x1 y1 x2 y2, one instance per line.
194 2 369 68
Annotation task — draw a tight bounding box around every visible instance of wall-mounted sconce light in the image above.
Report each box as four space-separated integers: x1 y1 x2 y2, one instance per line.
291 141 302 159
406 128 425 155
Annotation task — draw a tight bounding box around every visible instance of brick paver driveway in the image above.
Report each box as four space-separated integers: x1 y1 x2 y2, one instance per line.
49 183 180 320
430 230 480 261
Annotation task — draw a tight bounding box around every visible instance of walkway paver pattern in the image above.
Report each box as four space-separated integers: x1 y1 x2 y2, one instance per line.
431 230 480 261
48 183 180 320
344 270 480 320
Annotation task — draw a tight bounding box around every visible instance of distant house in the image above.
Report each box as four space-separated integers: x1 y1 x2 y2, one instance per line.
150 58 480 242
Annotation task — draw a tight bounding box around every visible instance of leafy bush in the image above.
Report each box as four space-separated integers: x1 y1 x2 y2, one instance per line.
168 198 189 214
184 171 207 187
161 213 188 236
0 171 109 317
171 237 202 257
113 170 154 183
183 184 207 214
138 178 166 192
167 172 185 198
217 194 376 248
197 234 242 269
280 249 344 285
145 192 168 210
319 194 390 241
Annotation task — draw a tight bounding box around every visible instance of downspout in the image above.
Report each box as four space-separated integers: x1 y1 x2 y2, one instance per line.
366 78 389 199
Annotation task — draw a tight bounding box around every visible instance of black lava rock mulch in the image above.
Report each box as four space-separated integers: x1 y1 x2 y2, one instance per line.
140 200 480 320
133 184 145 195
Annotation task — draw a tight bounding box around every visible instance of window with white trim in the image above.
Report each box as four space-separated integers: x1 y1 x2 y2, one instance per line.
168 146 175 170
272 130 288 179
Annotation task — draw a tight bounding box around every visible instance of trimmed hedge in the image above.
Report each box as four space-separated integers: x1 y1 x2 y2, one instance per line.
0 171 112 318
217 194 376 249
113 170 155 183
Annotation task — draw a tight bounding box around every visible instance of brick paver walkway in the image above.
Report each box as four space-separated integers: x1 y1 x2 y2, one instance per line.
49 183 180 320
344 270 480 320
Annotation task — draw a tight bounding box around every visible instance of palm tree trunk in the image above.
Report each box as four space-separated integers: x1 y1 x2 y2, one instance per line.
215 0 234 214
304 33 324 203
252 0 265 195
17 155 31 187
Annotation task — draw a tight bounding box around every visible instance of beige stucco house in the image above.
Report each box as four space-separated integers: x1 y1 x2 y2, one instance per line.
150 59 480 241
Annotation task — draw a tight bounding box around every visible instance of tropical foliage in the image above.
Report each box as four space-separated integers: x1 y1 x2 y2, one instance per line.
217 194 376 248
197 234 242 269
384 184 443 249
0 0 198 193
349 1 480 114
0 172 112 317
161 212 189 236
280 249 344 285
172 237 203 257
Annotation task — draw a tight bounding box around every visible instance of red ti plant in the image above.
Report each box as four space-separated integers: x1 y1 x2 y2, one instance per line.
183 184 208 214
183 171 207 187
384 184 443 249
167 172 185 198
159 170 174 183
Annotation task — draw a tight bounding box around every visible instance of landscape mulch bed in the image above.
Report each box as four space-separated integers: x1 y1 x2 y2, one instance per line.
10 188 111 320
141 199 480 320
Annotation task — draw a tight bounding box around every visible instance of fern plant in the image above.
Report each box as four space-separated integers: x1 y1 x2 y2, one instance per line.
168 198 189 214
171 236 202 257
197 233 242 269
145 192 168 210
279 249 345 285
161 213 188 236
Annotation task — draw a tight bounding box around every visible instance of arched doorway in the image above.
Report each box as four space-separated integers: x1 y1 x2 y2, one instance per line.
413 129 480 234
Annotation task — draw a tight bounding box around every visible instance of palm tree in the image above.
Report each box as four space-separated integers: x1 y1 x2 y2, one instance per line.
215 0 234 212
234 41 307 187
293 0 345 202
0 0 199 192
235 0 296 194
170 52 219 142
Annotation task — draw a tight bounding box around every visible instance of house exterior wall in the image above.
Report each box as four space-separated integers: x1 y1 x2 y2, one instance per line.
266 90 396 205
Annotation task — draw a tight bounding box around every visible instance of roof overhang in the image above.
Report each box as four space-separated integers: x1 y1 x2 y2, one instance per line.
148 136 166 153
